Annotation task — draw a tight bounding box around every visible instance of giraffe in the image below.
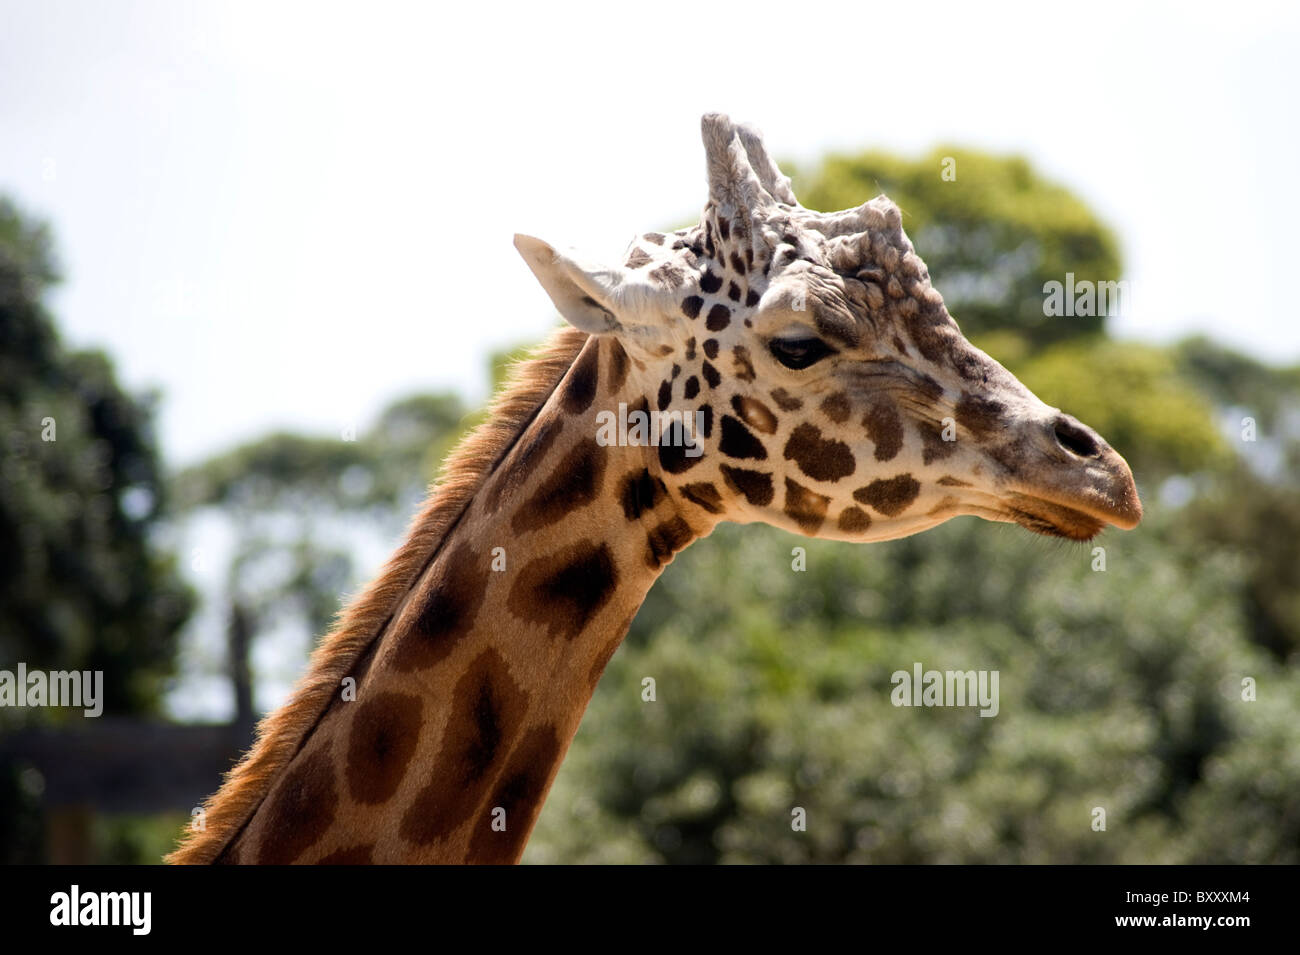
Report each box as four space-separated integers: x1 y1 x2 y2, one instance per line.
168 114 1140 865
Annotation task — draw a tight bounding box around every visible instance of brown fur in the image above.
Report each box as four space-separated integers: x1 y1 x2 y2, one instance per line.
166 326 589 864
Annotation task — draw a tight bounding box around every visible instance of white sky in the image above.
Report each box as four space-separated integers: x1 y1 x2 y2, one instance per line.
2 0 1298 467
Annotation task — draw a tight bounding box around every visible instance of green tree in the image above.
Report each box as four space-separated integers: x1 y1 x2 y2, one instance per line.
0 198 194 719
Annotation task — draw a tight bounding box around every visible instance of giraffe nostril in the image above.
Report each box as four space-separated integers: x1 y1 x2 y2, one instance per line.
1053 416 1101 458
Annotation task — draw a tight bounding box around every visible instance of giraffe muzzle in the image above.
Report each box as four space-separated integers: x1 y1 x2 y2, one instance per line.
1000 412 1142 539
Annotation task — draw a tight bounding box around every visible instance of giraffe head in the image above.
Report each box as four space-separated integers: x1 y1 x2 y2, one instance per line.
515 114 1141 543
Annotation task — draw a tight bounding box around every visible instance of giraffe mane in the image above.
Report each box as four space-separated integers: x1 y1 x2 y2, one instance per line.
166 325 590 864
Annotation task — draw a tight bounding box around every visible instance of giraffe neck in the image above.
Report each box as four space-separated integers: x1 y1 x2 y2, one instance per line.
225 336 712 864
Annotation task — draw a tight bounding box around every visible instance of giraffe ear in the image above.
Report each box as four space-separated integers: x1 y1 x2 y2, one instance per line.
513 234 627 335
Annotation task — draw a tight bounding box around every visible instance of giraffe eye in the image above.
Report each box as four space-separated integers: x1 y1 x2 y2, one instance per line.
769 337 836 369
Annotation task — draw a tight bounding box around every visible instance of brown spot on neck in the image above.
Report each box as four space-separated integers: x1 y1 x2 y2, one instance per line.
560 340 600 414
507 541 619 640
466 724 564 864
484 413 563 514
345 691 422 805
254 747 339 864
391 540 487 672
645 515 694 568
398 648 529 846
606 340 629 393
511 438 607 534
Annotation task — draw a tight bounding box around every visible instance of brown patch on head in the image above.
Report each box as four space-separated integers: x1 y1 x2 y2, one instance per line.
853 474 921 516
255 747 338 864
770 388 803 411
507 541 619 640
606 340 629 393
862 401 904 462
625 247 652 269
819 392 851 424
906 308 960 365
512 438 607 534
783 423 856 482
465 724 564 864
645 515 694 568
649 262 685 288
703 339 719 359
484 414 562 514
399 648 528 846
681 295 703 319
730 395 777 435
391 541 487 672
658 418 706 475
783 478 830 533
680 481 724 514
345 691 422 805
317 844 374 865
706 304 731 331
618 467 668 521
955 392 1006 438
560 342 600 414
719 415 768 460
919 421 957 464
731 345 755 382
719 464 774 507
837 506 872 533
657 378 673 411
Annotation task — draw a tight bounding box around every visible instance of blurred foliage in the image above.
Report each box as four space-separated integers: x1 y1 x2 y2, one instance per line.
172 389 469 696
789 146 1122 348
0 197 194 719
1 196 196 864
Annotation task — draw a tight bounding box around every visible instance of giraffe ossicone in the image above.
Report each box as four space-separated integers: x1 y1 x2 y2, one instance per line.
169 114 1140 866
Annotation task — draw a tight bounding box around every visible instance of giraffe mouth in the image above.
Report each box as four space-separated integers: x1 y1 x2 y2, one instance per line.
1003 496 1105 541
